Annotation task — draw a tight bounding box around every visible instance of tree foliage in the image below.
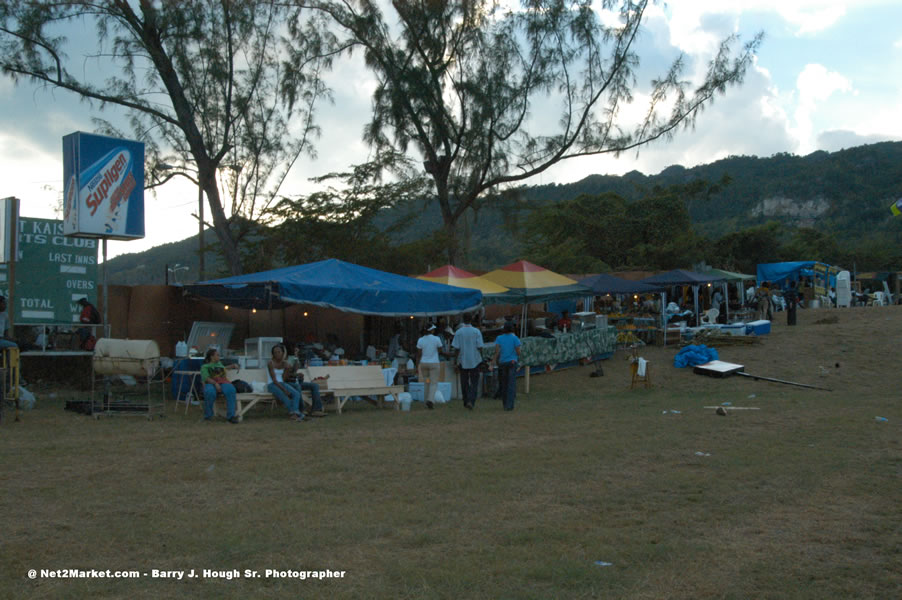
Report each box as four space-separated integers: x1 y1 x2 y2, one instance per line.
263 152 443 272
0 0 336 275
523 180 718 272
301 0 761 264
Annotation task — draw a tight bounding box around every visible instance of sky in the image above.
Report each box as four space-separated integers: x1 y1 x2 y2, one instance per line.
1 0 901 262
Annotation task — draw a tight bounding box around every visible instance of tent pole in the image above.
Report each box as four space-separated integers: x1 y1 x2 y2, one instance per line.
723 282 729 323
693 285 699 326
661 290 667 346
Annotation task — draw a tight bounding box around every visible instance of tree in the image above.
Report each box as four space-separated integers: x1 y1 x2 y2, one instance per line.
263 152 436 269
0 1 336 275
711 222 783 274
301 0 762 264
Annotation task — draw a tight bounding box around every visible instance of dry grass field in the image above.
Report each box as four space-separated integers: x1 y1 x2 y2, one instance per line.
1 305 900 599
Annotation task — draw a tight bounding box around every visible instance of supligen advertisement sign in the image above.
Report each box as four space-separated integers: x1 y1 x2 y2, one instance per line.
63 131 145 240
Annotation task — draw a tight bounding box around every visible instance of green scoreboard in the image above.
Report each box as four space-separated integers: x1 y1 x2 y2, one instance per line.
0 217 99 324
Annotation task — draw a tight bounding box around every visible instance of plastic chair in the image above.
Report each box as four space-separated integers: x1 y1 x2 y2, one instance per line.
700 308 719 325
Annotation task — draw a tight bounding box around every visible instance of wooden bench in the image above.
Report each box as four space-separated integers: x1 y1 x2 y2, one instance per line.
211 368 326 422
302 365 404 414
212 365 400 419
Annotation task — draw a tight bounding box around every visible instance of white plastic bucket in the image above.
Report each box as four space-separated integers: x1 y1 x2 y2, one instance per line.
398 392 413 412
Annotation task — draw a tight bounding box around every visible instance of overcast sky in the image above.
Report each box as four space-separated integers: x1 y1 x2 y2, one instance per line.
2 0 900 261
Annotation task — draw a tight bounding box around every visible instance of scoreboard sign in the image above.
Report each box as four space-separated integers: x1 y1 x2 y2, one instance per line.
0 217 98 324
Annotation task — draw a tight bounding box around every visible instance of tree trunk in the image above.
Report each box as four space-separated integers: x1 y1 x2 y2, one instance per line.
201 171 243 276
443 218 459 266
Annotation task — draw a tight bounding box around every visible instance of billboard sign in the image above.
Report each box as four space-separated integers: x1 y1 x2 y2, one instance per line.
0 217 98 324
63 131 145 240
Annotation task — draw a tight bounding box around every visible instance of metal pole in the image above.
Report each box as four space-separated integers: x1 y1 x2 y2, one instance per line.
198 181 205 282
736 371 832 391
102 239 109 339
8 198 18 335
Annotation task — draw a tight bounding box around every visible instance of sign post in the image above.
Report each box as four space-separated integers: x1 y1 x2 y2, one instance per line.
63 132 145 338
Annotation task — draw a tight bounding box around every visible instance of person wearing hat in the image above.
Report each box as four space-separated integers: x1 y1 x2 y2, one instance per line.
76 297 101 350
415 323 444 409
492 321 521 411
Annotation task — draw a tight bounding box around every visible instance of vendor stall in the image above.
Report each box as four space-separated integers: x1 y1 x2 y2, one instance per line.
639 269 725 342
480 326 617 393
481 260 592 336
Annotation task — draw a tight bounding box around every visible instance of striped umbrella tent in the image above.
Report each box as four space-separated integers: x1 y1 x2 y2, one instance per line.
417 265 510 296
482 260 592 336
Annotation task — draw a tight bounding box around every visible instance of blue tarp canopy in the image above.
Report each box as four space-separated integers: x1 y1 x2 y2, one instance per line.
756 261 816 287
183 259 483 316
639 269 724 286
578 273 665 295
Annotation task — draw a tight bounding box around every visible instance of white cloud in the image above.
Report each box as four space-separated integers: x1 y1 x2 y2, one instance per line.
542 58 794 183
894 38 902 48
777 3 846 35
791 63 853 152
658 0 854 47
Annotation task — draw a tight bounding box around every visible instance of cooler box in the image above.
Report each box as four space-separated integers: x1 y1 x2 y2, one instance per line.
746 320 771 335
720 323 746 336
407 381 451 403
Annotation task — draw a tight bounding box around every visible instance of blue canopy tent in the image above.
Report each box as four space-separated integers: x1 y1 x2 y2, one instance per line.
578 273 665 295
756 261 838 290
183 259 483 316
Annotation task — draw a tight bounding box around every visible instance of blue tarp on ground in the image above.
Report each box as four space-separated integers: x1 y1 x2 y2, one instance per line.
183 259 483 316
673 344 719 368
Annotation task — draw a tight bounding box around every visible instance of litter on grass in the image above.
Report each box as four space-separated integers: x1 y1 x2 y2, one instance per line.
694 451 711 457
594 561 614 567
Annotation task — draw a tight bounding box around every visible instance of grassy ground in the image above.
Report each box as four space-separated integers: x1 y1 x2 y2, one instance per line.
2 306 901 599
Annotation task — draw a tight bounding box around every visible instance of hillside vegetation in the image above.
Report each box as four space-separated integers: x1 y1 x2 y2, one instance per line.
107 141 902 283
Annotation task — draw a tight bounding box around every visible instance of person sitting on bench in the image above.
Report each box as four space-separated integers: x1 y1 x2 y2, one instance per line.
201 348 239 424
267 344 305 422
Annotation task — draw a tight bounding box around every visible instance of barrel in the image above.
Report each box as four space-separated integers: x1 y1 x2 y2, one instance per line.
93 338 161 376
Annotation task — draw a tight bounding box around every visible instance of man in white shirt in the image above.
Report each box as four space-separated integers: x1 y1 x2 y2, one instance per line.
712 288 724 316
451 313 484 410
416 324 444 409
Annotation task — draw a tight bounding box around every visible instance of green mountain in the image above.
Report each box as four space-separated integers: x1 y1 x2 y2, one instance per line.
106 141 902 283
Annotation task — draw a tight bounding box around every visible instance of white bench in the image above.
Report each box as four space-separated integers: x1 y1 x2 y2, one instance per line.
302 365 404 414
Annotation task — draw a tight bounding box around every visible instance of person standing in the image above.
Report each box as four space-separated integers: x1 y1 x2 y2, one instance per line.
0 295 9 339
712 287 724 316
557 310 572 332
784 281 800 326
76 297 101 349
416 324 444 409
492 322 522 411
452 313 484 410
756 283 770 321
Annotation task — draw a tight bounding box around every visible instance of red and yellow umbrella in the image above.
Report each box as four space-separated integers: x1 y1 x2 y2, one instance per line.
481 260 589 304
418 265 509 294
